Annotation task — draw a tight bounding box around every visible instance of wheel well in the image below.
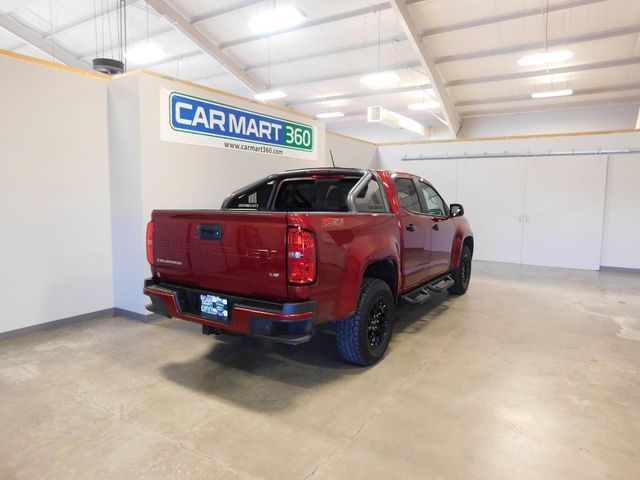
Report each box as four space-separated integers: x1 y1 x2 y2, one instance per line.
363 260 397 296
463 236 474 255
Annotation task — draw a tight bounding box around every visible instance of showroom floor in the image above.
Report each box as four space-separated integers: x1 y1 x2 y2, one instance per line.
1 262 638 480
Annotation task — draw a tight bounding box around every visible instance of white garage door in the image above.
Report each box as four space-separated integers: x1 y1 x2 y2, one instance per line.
453 155 608 270
521 155 608 270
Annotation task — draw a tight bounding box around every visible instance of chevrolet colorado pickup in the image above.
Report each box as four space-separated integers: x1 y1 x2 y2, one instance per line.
144 168 473 365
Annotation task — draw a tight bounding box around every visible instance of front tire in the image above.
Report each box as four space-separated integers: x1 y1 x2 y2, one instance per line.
336 278 395 366
449 245 472 295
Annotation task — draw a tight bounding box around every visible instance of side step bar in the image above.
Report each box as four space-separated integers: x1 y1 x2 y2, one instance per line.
400 275 455 305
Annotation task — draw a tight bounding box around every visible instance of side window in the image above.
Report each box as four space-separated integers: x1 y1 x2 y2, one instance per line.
354 178 388 213
418 182 447 217
226 181 274 209
393 178 421 213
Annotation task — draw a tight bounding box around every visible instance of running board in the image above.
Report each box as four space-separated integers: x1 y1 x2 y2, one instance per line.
428 276 455 293
400 275 455 305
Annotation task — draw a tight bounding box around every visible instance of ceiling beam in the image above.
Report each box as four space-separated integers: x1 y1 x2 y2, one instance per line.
389 0 459 136
418 0 606 37
146 0 264 94
131 49 204 70
286 83 431 107
152 34 408 80
0 14 87 68
460 95 640 117
198 54 640 96
191 0 268 25
218 2 391 49
447 56 640 87
269 60 422 89
455 82 640 107
433 23 640 64
246 34 407 71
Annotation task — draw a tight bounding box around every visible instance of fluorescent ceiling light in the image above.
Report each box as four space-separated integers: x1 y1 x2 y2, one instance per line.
531 88 573 99
316 112 344 119
248 5 306 33
408 101 440 110
360 71 400 89
126 42 165 64
518 50 573 66
254 90 287 101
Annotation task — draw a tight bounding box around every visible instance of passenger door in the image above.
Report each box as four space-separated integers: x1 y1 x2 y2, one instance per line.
393 177 433 289
416 181 456 277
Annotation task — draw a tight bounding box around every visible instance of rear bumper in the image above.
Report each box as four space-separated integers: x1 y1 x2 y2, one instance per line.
143 278 315 345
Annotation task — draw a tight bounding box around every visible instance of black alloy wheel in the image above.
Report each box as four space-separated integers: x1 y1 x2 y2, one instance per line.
336 278 395 365
449 245 472 295
367 297 391 351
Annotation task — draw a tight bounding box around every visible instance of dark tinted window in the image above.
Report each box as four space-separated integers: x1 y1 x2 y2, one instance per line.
273 178 358 212
226 181 274 210
393 178 421 213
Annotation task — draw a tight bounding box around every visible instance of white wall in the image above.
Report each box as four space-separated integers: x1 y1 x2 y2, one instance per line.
378 131 640 270
108 74 147 315
0 55 114 333
601 154 640 269
325 132 378 168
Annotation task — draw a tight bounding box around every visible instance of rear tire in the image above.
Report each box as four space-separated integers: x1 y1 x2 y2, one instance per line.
336 278 395 366
449 245 472 295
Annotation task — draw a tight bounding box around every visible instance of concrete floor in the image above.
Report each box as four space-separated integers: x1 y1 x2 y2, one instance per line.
1 261 639 480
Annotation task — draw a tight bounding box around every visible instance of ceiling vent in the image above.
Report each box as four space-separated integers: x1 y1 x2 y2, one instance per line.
367 105 425 136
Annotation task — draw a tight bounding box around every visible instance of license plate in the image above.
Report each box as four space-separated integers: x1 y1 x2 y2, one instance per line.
200 294 228 319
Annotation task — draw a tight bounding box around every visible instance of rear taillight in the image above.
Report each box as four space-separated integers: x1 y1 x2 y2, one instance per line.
287 227 316 285
146 221 154 265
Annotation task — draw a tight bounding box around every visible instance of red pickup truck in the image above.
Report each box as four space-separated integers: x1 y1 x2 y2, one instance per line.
144 168 473 365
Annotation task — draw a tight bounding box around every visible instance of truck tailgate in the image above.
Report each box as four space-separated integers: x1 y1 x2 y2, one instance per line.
151 210 288 300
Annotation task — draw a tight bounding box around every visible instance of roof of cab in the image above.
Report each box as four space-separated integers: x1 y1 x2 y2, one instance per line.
283 167 366 176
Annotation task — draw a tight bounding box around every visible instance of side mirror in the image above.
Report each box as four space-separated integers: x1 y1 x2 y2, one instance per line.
450 203 464 217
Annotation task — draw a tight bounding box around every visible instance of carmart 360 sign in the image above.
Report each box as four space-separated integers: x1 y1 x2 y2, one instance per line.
161 91 316 160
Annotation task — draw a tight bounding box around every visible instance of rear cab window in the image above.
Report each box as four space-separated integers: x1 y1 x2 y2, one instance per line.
224 171 390 213
273 178 358 212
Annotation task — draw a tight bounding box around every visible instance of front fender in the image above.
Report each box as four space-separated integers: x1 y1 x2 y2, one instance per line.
450 218 473 268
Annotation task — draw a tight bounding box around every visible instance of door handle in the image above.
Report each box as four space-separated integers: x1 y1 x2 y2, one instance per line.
432 223 440 231
405 223 415 232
